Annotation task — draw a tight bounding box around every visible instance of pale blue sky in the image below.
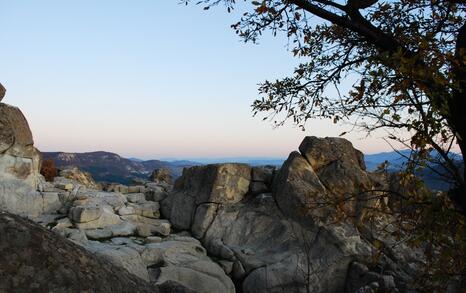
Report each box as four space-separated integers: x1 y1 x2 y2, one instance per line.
0 0 391 159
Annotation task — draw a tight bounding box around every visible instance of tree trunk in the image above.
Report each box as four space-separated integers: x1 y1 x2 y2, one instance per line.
448 22 466 215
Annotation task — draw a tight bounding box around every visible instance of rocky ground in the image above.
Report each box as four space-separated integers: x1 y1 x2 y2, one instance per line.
0 84 461 292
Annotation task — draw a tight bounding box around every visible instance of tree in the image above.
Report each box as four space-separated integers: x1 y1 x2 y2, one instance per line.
40 158 58 182
188 0 466 215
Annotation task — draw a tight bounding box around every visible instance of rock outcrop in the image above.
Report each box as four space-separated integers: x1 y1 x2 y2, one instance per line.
0 82 5 101
161 163 251 230
0 211 157 292
59 167 101 190
160 136 426 292
149 167 173 185
0 88 44 218
273 136 376 225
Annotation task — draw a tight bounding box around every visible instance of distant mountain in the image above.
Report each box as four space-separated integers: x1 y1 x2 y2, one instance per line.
364 150 412 171
42 150 462 191
41 151 200 185
364 150 463 191
190 157 285 167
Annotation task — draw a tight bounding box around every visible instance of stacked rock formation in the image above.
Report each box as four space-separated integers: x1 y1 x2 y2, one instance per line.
0 83 48 217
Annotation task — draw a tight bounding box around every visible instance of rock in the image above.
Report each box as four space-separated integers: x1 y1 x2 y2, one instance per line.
122 215 171 237
52 217 73 230
106 184 129 194
272 151 328 225
273 136 378 225
157 281 197 293
298 137 373 211
0 102 42 218
146 236 163 243
0 211 155 292
249 181 269 195
299 136 366 171
251 165 275 183
110 221 136 237
42 192 62 213
232 260 246 279
111 237 136 246
145 239 235 293
130 201 160 218
86 242 150 281
191 203 218 239
162 163 251 230
146 183 169 201
128 185 146 193
85 228 113 240
66 228 89 245
118 205 136 216
69 206 103 223
218 260 234 275
59 167 101 190
0 82 5 101
55 182 74 191
127 192 146 203
74 206 122 229
149 168 173 184
0 103 34 149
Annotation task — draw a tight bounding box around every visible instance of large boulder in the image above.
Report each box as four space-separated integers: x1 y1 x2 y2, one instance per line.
0 100 44 218
149 168 173 185
162 163 251 230
0 82 5 102
199 193 370 293
273 136 376 225
0 211 157 292
145 238 235 293
298 136 372 198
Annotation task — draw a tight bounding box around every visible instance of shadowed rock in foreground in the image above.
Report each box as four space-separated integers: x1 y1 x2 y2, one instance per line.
0 211 157 292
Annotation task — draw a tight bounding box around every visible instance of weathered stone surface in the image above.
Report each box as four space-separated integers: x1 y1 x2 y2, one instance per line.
149 168 173 184
273 137 378 225
299 136 366 171
74 206 122 229
109 221 137 237
128 185 146 193
42 192 62 213
145 239 235 293
0 102 42 217
69 206 103 223
273 151 328 225
251 165 275 183
85 228 113 240
86 241 150 281
0 82 5 102
249 181 269 194
0 211 156 292
162 163 251 230
59 167 101 190
191 203 218 239
299 136 372 198
106 183 129 194
130 201 160 218
122 215 171 236
146 183 168 201
127 192 146 203
0 103 34 149
118 205 136 216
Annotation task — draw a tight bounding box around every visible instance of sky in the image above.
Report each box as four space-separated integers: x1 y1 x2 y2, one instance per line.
0 0 395 160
